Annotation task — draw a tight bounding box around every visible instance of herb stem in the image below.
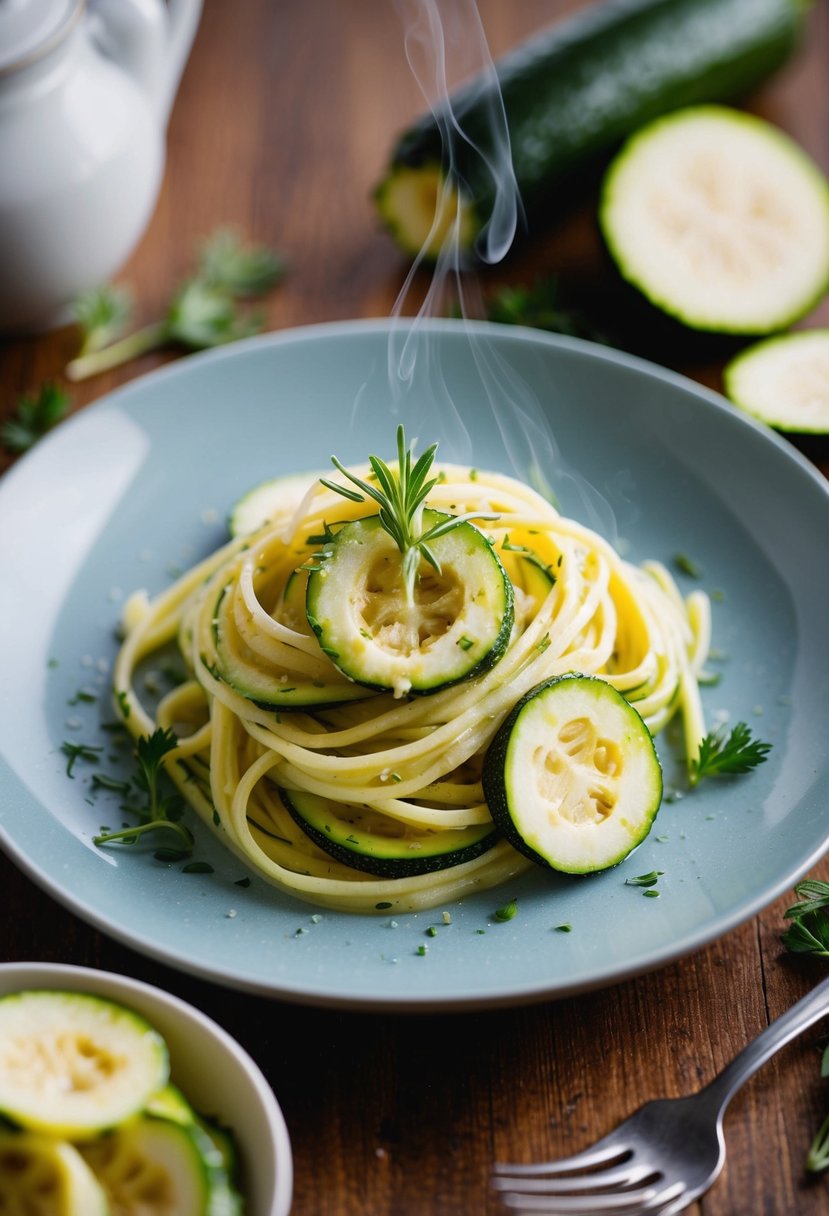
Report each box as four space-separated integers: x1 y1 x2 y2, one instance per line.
66 321 168 381
93 819 193 847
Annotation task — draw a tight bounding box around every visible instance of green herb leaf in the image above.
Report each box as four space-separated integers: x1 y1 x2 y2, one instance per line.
326 426 498 604
494 898 518 923
784 880 829 921
198 228 285 297
689 722 772 785
484 276 613 345
781 915 829 958
2 384 70 454
72 285 133 355
166 278 262 349
807 1116 829 1173
673 552 703 579
94 727 193 852
625 870 664 888
61 741 103 778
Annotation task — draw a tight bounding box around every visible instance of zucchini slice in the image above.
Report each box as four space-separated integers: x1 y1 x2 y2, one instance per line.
482 674 662 875
281 788 499 877
724 329 829 434
376 0 809 257
600 106 829 334
210 580 369 711
228 470 325 537
306 512 513 696
0 1131 109 1216
80 1116 242 1216
0 991 168 1140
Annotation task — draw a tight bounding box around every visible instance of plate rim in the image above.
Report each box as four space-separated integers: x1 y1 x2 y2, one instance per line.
2 317 828 1011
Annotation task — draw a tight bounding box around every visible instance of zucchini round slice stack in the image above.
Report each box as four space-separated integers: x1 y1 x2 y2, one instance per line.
306 511 513 697
0 990 168 1140
600 106 829 334
483 674 662 874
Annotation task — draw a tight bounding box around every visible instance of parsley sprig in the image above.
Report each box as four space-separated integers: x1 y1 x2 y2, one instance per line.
781 879 829 1171
323 426 498 604
2 384 70 454
689 722 771 786
782 880 829 958
66 229 284 381
93 727 193 852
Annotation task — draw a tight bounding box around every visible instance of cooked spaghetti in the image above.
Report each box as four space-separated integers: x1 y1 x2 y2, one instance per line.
112 458 710 913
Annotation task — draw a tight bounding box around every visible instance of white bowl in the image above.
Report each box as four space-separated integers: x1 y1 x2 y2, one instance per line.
0 962 293 1216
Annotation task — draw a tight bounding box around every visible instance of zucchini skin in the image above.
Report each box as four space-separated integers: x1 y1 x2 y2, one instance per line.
382 0 810 253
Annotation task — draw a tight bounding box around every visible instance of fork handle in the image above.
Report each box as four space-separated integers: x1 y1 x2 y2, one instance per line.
703 974 829 1114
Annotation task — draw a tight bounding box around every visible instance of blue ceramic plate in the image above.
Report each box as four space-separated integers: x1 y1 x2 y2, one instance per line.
2 320 827 1010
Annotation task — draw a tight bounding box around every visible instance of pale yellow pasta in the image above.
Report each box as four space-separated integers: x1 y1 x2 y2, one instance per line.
113 463 708 913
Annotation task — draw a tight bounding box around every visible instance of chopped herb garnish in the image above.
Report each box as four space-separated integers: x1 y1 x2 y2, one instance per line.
643 888 661 898
375 901 392 910
426 926 438 938
115 689 131 719
182 861 214 874
673 552 703 579
689 722 772 785
494 898 518 923
458 635 474 651
625 871 663 888
68 690 97 706
555 923 572 933
90 773 131 794
324 426 499 605
235 876 252 888
416 944 428 957
61 741 103 778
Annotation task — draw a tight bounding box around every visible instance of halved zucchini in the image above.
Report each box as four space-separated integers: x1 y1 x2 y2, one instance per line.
0 991 168 1141
0 1131 109 1216
305 511 513 697
281 788 499 877
482 674 662 874
600 106 829 334
80 1116 241 1216
724 328 829 434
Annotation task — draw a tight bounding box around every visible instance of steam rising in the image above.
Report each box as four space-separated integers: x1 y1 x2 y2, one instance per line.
372 0 616 540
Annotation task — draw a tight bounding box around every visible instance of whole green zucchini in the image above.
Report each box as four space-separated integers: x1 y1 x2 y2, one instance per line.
375 0 812 259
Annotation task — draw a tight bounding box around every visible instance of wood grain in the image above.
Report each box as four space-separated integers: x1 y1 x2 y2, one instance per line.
2 2 829 1212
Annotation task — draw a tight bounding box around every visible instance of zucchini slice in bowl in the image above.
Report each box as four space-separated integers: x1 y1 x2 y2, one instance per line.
724 328 829 434
305 511 514 697
0 1132 109 1215
600 106 829 334
0 990 168 1140
482 674 662 875
281 789 499 878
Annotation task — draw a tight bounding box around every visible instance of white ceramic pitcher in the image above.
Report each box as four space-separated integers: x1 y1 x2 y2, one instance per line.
0 0 202 332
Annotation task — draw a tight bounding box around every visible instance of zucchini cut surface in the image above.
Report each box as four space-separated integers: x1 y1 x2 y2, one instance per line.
0 990 168 1140
600 106 829 334
80 1117 225 1216
724 329 829 434
483 674 662 875
306 511 513 697
281 788 499 878
228 470 326 537
0 1131 109 1216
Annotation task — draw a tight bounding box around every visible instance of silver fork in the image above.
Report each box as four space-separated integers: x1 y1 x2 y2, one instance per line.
493 974 829 1215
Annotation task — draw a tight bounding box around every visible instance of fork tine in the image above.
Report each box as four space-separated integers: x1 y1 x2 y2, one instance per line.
493 1161 656 1195
495 1179 685 1214
493 1135 629 1178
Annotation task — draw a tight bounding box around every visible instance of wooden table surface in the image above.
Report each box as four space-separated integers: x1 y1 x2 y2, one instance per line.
2 2 829 1213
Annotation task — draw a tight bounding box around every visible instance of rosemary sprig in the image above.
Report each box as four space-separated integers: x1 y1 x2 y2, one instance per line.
323 425 498 603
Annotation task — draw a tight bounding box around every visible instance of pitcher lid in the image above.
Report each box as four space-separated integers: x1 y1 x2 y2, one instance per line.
0 0 84 75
